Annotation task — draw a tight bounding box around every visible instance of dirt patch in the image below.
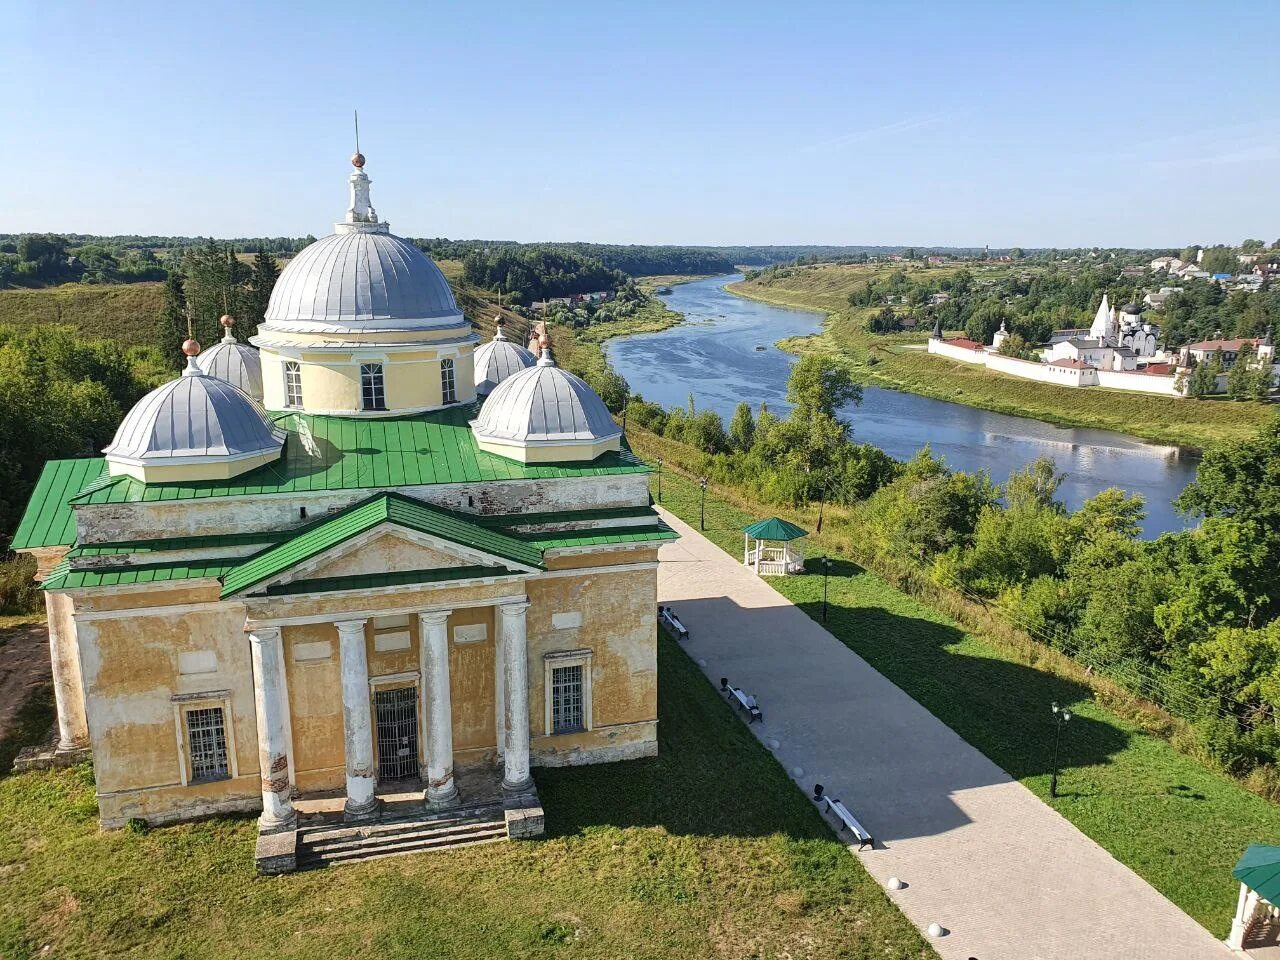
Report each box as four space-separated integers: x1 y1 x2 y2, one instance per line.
0 621 51 741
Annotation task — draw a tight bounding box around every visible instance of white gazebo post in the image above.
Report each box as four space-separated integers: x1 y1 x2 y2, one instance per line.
248 625 296 833
336 618 379 821
420 609 459 808
1229 881 1261 950
499 601 533 793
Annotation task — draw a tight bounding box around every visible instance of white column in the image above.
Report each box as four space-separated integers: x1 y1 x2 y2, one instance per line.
336 619 378 821
249 625 295 833
46 593 87 752
499 601 532 792
494 620 506 760
419 610 459 807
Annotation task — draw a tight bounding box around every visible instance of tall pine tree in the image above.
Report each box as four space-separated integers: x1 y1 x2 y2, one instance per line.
160 269 188 370
246 250 280 327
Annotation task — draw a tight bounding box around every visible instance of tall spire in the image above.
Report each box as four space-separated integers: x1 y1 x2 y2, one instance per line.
344 113 379 226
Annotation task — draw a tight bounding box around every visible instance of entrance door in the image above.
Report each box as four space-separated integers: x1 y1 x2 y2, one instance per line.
374 687 420 781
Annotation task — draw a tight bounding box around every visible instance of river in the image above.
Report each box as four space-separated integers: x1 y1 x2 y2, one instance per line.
606 274 1199 537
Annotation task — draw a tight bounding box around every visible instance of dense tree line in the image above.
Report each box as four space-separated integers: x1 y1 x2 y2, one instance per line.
459 247 625 304
857 420 1280 783
0 235 168 288
0 325 166 540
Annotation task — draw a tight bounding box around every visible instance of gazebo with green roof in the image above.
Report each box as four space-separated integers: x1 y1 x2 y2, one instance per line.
1229 843 1280 950
742 517 808 576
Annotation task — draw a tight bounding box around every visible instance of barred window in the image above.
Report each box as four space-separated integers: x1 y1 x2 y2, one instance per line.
360 362 386 411
186 706 229 783
440 358 457 405
284 361 303 408
550 664 585 734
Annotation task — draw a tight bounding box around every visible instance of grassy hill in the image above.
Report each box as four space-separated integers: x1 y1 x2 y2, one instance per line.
0 282 167 349
731 263 1274 449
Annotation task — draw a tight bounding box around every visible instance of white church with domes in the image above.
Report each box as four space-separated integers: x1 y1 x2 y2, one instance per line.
12 152 671 873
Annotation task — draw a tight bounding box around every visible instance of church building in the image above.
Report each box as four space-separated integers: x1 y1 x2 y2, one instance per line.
12 152 672 872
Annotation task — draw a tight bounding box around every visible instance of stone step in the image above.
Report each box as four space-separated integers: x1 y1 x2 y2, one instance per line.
298 822 508 867
301 815 504 854
296 799 504 831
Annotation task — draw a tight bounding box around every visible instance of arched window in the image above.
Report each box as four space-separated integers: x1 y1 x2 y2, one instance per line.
283 361 303 408
360 362 386 411
440 358 457 405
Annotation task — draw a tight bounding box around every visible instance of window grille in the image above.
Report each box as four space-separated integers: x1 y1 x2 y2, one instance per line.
186 706 229 782
551 664 585 733
284 361 303 408
440 358 457 404
360 362 386 411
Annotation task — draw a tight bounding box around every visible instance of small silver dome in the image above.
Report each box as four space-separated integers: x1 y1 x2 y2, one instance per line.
104 361 285 476
196 330 264 401
474 322 535 395
471 349 620 461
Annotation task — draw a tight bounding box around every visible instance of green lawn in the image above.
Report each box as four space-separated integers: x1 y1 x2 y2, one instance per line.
650 467 1280 937
0 634 931 960
729 267 1272 449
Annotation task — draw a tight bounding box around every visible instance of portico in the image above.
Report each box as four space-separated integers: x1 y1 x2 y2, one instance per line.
245 593 536 834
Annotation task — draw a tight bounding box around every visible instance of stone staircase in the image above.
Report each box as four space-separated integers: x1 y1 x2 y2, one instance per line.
295 801 508 869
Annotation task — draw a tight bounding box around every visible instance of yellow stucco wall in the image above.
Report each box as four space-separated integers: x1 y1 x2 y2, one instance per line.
70 544 657 827
76 603 261 828
258 345 476 415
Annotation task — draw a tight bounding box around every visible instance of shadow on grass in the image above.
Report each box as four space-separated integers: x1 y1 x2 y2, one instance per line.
788 557 1130 789
0 682 55 775
535 633 831 842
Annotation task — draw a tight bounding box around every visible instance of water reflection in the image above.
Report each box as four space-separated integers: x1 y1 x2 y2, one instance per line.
607 275 1198 536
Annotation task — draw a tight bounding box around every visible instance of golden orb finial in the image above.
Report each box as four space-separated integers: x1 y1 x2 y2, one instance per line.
351 152 366 169
182 338 201 357
219 314 234 328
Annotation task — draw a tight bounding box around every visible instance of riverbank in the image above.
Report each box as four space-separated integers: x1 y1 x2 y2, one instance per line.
637 441 1280 938
727 269 1273 450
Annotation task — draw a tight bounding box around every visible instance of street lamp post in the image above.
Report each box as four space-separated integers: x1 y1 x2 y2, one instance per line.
656 458 663 503
1050 701 1072 798
821 556 832 621
699 477 709 530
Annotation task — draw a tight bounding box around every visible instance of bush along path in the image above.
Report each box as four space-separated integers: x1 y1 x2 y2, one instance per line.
648 465 1280 940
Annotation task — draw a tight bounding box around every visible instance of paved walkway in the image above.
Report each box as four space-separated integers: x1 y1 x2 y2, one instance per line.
655 508 1228 960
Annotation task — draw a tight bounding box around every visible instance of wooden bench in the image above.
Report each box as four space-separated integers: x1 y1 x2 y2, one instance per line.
658 605 689 641
823 795 874 849
721 678 763 723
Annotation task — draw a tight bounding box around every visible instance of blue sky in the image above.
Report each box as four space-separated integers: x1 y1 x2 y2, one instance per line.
4 0 1277 247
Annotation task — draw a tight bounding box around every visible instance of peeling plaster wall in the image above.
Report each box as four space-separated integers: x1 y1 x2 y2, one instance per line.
282 621 345 792
526 563 658 765
76 596 260 828
73 473 650 543
301 533 467 581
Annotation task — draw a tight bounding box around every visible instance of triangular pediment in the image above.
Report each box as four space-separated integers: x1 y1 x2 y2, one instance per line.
281 527 507 583
220 492 542 598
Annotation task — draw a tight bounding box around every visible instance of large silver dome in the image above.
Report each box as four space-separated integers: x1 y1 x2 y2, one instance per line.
474 322 536 395
263 227 463 333
471 349 620 461
104 362 285 473
196 322 263 400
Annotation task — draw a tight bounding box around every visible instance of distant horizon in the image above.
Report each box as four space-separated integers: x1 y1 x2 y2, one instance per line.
5 1 1276 247
0 232 1220 256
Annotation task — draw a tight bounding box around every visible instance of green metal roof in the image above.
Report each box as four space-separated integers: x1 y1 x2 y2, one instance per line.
742 517 809 542
527 524 678 551
66 530 285 558
263 565 523 597
475 505 657 528
1234 844 1280 904
220 492 544 599
41 557 238 591
68 405 647 508
11 459 106 551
